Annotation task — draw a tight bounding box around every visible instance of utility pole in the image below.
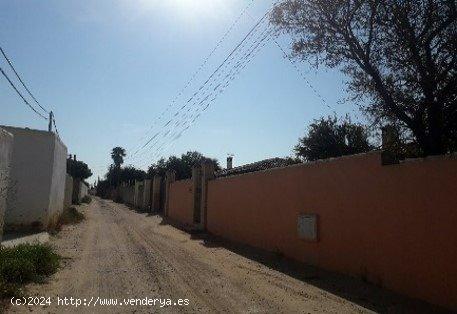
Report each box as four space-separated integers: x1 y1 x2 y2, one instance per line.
48 111 54 132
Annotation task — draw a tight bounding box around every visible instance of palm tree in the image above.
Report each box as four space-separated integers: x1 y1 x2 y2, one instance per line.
111 147 126 168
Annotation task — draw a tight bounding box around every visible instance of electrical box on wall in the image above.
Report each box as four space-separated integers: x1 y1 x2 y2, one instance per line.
297 214 318 241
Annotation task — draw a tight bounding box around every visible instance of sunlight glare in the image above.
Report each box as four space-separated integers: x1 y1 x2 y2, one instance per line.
137 0 231 22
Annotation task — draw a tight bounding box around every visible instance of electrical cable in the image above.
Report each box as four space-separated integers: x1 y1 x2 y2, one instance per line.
0 66 48 120
0 46 49 113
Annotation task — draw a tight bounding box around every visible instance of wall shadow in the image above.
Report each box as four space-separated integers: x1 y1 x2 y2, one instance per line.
189 232 450 314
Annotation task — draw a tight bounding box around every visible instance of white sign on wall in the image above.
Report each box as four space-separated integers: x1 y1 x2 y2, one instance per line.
297 214 318 241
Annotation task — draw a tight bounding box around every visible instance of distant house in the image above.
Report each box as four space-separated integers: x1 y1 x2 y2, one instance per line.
1 126 67 231
215 157 300 178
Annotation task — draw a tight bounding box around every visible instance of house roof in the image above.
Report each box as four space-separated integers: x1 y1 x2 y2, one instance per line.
215 157 300 178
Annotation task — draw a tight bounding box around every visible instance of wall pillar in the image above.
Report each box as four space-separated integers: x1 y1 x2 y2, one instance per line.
151 175 162 212
381 125 400 165
164 171 175 217
197 160 215 230
142 179 152 211
133 180 141 208
72 178 81 204
192 166 202 225
0 129 13 242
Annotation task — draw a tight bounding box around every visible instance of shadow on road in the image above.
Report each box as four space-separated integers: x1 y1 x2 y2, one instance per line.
187 233 449 314
99 199 450 314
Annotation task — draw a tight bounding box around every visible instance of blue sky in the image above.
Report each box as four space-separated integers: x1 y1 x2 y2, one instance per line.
0 0 362 183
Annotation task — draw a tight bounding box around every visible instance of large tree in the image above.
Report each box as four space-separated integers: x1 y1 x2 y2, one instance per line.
272 0 457 156
295 116 373 161
67 158 92 180
111 147 126 168
148 151 220 180
105 165 146 187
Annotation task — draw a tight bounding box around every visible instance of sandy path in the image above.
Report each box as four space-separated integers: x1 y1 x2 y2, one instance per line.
6 198 445 313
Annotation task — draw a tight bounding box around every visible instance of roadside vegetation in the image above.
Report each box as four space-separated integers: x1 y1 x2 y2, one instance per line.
97 148 220 198
58 207 85 226
0 244 60 299
81 195 92 204
66 157 92 181
272 1 456 156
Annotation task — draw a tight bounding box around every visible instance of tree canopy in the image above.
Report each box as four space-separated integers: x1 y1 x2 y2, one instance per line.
148 151 220 180
67 158 92 180
105 165 146 187
295 116 373 161
111 147 126 168
272 0 456 156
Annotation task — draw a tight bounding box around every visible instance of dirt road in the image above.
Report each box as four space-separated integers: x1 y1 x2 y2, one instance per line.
7 198 444 313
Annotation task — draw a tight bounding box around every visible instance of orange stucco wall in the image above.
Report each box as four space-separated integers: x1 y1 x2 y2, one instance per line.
168 179 194 227
206 152 457 310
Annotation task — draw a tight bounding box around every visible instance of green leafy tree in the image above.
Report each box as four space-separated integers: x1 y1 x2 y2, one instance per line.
106 164 121 187
111 147 126 168
120 166 146 183
295 116 373 161
272 0 457 156
66 158 92 180
148 151 220 180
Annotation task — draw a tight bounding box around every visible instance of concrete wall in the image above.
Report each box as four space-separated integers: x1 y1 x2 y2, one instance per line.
134 180 144 208
47 135 67 228
0 128 13 240
79 181 88 201
142 179 151 210
64 174 73 210
168 179 194 227
2 126 67 231
206 152 457 310
118 184 135 205
72 179 88 204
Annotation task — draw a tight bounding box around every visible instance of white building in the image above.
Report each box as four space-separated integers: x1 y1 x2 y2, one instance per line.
1 126 67 231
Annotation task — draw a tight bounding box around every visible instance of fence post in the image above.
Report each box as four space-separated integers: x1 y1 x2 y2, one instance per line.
164 171 175 217
197 160 215 231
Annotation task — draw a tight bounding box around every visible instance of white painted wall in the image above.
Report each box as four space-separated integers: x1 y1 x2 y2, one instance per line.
78 181 88 200
0 128 13 240
47 135 68 227
64 174 73 209
2 126 67 230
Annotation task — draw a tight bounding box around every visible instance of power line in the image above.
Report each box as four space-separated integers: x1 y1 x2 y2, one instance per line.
161 25 273 148
140 25 275 166
0 66 48 120
0 46 49 114
132 15 272 165
129 9 273 164
245 12 363 121
136 20 275 168
126 0 257 160
273 39 333 111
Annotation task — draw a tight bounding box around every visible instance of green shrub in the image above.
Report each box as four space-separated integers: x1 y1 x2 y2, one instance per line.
0 258 36 283
0 244 60 298
0 278 22 298
59 207 85 226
